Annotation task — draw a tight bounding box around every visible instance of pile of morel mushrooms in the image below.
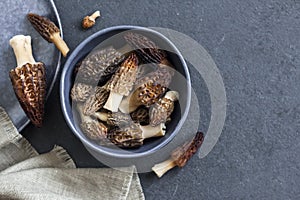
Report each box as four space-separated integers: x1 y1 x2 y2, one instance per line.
71 32 180 148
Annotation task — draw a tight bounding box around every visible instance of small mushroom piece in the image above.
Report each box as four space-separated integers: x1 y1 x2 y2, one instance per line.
149 91 179 126
108 123 166 148
83 86 109 115
27 13 69 57
71 83 93 102
77 46 125 84
119 67 174 113
9 35 46 127
103 53 139 112
124 32 167 64
77 104 107 140
152 132 204 178
130 106 149 125
82 11 101 29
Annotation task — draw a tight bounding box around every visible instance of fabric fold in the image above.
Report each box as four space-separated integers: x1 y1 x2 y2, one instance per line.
0 106 144 200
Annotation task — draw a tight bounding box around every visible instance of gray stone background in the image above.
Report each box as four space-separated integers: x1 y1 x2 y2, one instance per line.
22 0 300 199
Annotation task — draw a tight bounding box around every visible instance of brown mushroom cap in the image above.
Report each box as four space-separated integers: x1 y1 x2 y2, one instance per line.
108 124 143 148
83 86 109 115
171 132 204 167
124 32 166 63
27 13 60 43
82 16 95 29
130 106 150 125
81 119 108 141
149 91 179 126
106 53 139 96
135 66 174 89
135 82 167 107
95 111 133 128
119 66 174 113
71 83 93 102
9 62 46 127
77 47 125 84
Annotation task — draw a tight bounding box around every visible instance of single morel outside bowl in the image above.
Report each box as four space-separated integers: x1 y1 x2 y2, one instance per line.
9 35 46 127
60 25 191 159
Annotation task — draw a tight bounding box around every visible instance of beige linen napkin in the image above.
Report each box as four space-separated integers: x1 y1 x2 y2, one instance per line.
0 107 144 200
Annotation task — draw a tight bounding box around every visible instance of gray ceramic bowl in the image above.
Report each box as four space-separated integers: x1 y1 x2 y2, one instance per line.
60 25 191 158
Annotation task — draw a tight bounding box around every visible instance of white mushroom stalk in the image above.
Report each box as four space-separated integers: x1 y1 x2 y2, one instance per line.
10 35 36 67
139 123 166 138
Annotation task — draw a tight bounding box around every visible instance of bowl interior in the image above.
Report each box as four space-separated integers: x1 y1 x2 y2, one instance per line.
61 26 191 157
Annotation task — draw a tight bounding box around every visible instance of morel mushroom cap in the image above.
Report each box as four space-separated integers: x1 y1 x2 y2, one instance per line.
130 106 150 125
27 13 69 57
124 32 167 63
71 83 93 102
108 123 166 148
152 132 204 178
135 66 174 88
83 86 109 115
9 35 46 127
149 91 179 126
94 111 131 128
108 124 143 148
77 46 125 84
82 11 101 29
119 66 174 113
77 104 108 140
104 53 139 112
119 82 166 114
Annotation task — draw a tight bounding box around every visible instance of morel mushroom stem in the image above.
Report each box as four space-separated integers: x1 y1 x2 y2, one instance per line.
103 92 123 112
10 35 36 67
152 132 204 178
151 159 177 178
140 123 166 138
90 11 101 19
50 32 70 57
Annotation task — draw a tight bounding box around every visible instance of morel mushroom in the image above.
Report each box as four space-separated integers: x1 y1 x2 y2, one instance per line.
77 104 107 140
149 91 179 126
71 83 93 102
119 67 174 113
108 123 166 148
130 106 149 125
103 53 139 112
9 35 46 127
82 11 100 29
124 32 167 64
77 46 125 84
27 13 69 57
152 132 204 178
83 86 109 115
94 111 132 128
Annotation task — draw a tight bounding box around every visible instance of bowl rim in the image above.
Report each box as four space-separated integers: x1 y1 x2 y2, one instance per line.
60 25 191 158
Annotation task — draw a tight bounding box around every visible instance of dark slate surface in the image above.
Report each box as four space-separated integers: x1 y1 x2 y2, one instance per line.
21 0 300 199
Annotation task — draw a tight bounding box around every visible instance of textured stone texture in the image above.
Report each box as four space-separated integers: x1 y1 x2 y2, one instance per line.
21 0 300 199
